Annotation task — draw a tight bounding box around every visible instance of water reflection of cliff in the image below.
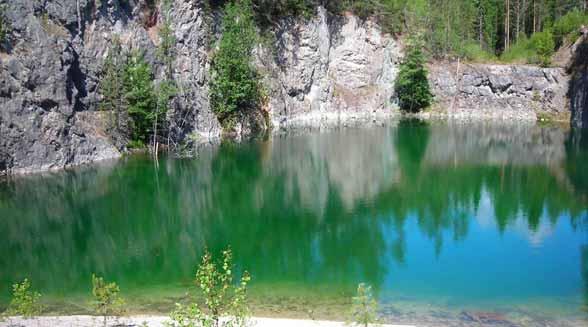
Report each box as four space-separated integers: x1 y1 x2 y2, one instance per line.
0 121 586 308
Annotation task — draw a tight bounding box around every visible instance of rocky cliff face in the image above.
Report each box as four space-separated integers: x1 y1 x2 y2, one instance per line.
0 0 577 175
570 37 588 128
429 63 569 121
0 1 401 174
258 8 400 129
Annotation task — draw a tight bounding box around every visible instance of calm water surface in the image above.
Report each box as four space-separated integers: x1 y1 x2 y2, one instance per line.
1 120 587 325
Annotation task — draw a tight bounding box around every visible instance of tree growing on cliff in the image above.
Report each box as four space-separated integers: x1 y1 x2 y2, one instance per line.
123 50 157 146
0 4 10 50
100 36 129 144
394 35 433 113
210 0 262 128
153 0 177 153
157 0 176 80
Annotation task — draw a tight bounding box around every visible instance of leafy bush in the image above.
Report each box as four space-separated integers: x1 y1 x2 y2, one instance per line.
348 283 379 327
459 42 496 62
168 248 251 327
500 31 555 66
92 274 126 326
552 9 588 46
531 30 555 67
5 279 42 318
394 35 433 113
210 0 262 128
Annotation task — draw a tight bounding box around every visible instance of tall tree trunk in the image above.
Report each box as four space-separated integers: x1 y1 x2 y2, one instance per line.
533 0 536 33
505 0 511 50
515 0 520 41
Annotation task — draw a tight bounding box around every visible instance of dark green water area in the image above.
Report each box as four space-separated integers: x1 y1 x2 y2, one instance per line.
1 120 587 326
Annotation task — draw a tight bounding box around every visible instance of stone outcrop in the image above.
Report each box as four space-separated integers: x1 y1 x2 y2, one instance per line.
428 63 570 121
570 37 588 128
0 1 402 174
258 9 400 129
0 0 122 174
0 0 580 175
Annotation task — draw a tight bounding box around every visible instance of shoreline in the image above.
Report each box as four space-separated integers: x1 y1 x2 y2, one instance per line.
0 109 566 177
0 315 415 327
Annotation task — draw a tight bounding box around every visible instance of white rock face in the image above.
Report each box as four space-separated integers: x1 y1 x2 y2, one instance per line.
258 8 402 129
428 63 570 121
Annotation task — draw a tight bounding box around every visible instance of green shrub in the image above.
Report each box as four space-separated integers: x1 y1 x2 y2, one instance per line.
348 283 379 327
394 35 433 113
92 274 126 327
500 35 535 63
168 248 251 327
5 279 42 318
210 0 261 129
459 42 496 62
500 31 555 66
552 9 588 46
531 30 555 67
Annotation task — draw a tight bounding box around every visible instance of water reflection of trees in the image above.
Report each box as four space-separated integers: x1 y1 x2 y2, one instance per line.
0 121 587 307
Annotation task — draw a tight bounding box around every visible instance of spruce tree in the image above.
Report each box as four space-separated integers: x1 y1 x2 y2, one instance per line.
100 36 128 142
210 0 261 128
124 51 156 145
394 35 433 113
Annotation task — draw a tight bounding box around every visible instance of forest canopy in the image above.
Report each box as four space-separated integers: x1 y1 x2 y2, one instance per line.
207 0 588 61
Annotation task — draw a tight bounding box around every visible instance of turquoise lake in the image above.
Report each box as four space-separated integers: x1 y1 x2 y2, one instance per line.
1 120 587 325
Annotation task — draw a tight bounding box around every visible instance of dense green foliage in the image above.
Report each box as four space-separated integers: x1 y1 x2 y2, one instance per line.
92 274 125 326
210 0 262 128
123 51 157 145
394 37 433 113
100 0 177 149
348 283 379 327
158 0 176 80
206 0 587 60
553 9 588 45
154 0 177 150
100 36 128 143
0 4 8 48
168 248 251 327
501 29 556 65
5 279 42 318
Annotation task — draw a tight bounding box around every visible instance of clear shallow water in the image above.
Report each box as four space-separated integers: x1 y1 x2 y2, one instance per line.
0 120 587 325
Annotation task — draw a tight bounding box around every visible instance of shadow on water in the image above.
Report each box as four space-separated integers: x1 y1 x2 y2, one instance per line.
0 120 587 324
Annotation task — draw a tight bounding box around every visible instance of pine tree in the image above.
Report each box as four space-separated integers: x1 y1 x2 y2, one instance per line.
157 0 176 80
210 0 261 128
394 35 433 113
100 36 128 143
124 51 156 145
153 0 177 152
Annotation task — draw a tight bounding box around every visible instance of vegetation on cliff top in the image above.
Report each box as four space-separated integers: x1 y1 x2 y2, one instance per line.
207 0 587 64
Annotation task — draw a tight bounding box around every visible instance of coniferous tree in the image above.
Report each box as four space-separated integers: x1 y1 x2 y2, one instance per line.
394 35 433 113
124 51 156 145
154 0 177 152
100 36 128 144
210 0 261 128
